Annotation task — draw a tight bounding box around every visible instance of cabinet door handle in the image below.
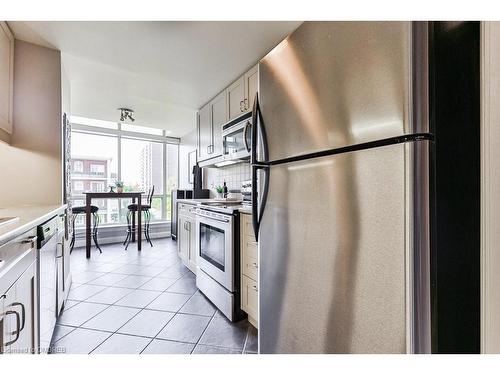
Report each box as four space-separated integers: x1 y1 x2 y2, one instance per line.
11 302 25 332
4 310 21 346
252 285 258 292
207 145 211 155
244 98 248 111
240 100 244 112
21 235 37 248
252 262 258 268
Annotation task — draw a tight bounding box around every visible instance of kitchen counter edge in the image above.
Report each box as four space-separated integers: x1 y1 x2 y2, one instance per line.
0 204 67 247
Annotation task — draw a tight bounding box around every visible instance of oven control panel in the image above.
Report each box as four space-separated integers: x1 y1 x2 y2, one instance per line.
195 208 232 222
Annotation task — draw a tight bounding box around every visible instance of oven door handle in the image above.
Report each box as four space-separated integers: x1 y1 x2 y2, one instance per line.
195 212 230 223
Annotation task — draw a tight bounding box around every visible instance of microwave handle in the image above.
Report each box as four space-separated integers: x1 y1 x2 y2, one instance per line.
243 121 251 153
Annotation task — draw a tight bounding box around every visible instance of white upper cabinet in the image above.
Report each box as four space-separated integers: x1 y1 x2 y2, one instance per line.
197 63 259 160
227 76 245 121
244 65 258 113
227 64 258 121
210 90 227 157
0 22 14 143
197 103 211 161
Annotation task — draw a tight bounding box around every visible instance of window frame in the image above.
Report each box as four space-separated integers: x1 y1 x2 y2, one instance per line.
70 121 180 226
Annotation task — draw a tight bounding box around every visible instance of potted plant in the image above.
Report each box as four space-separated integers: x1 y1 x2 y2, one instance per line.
215 185 224 199
115 180 124 193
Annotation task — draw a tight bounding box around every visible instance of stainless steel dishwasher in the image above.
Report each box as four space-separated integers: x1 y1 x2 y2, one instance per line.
37 216 59 353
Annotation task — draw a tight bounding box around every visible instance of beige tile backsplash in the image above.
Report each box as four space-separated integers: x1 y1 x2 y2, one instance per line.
202 162 251 198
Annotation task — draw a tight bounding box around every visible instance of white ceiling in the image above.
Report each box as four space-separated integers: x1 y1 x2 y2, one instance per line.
8 21 301 137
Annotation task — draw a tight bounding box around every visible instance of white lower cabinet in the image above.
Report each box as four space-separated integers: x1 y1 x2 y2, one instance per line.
240 213 258 328
177 203 197 273
0 232 38 354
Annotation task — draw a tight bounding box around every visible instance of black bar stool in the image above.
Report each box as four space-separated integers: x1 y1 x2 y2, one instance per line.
70 205 103 254
123 186 154 250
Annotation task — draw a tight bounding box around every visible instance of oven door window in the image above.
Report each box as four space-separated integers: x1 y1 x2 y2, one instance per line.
199 223 225 271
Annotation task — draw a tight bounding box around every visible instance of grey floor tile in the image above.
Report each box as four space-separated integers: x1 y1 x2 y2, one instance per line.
112 275 152 289
245 325 258 353
156 265 190 279
51 325 75 344
138 277 177 292
82 305 141 332
90 262 123 273
91 333 151 354
167 274 197 295
145 292 191 312
118 309 175 338
72 271 107 284
113 264 144 275
52 328 111 354
156 313 211 344
57 301 109 327
126 257 159 266
179 294 216 317
193 345 242 354
67 284 107 301
87 273 129 286
115 289 162 308
142 339 195 354
67 239 251 355
62 299 81 311
199 317 248 349
86 286 133 305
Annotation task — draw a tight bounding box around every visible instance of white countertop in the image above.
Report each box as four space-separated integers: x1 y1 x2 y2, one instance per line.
238 206 252 215
177 198 216 205
178 199 253 215
0 204 67 246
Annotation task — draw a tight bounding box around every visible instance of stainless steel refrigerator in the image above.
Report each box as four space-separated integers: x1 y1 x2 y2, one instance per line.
251 21 434 354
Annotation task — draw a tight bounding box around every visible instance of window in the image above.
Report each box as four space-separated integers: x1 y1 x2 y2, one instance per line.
73 161 83 173
90 181 106 192
166 143 179 221
121 138 164 194
90 164 105 176
74 181 84 192
70 115 118 130
70 117 179 227
121 123 164 136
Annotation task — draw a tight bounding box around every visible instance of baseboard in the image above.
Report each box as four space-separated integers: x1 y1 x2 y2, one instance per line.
72 222 171 248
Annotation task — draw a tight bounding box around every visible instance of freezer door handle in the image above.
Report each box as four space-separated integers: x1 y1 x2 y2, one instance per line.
251 92 269 166
250 92 270 241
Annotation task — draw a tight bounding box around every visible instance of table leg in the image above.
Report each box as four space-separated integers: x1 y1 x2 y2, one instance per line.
131 197 136 242
86 195 91 259
137 196 142 251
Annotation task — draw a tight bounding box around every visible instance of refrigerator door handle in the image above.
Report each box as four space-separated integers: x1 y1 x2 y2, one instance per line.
251 92 270 241
251 165 269 242
251 92 269 166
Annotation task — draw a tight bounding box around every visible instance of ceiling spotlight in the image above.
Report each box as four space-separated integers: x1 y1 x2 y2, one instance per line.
118 108 135 122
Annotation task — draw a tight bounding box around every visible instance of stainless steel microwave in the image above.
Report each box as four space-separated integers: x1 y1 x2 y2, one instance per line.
221 112 252 161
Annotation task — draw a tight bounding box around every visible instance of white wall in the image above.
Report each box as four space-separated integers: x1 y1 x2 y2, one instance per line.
179 127 197 189
0 40 62 207
203 162 250 198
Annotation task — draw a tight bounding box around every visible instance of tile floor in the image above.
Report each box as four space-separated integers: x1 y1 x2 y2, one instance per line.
50 237 258 354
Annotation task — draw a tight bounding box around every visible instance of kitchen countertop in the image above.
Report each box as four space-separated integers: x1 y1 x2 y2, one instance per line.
237 206 252 215
177 199 253 215
0 204 67 247
177 198 217 205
